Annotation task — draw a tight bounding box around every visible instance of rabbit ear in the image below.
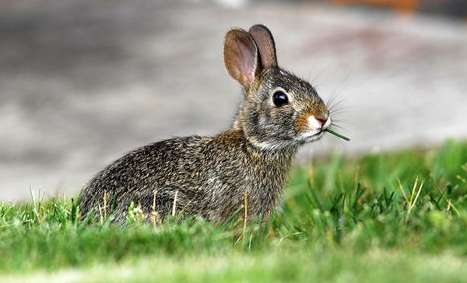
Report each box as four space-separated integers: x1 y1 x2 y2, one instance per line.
248 24 277 68
224 29 259 88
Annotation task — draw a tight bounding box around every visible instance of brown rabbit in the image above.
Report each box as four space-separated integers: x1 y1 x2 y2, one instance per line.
79 24 332 222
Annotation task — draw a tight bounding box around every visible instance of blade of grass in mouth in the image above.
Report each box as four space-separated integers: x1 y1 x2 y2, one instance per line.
325 129 350 141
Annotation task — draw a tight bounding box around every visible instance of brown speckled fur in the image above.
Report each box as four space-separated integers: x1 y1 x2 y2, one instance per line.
79 25 329 223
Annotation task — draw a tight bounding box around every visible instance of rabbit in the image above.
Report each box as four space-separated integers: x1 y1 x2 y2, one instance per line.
79 24 332 223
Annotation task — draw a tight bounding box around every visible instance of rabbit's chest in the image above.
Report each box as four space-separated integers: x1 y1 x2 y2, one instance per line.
203 159 290 219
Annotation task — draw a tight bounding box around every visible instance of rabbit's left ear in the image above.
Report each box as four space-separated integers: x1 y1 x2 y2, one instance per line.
224 29 259 88
249 24 277 68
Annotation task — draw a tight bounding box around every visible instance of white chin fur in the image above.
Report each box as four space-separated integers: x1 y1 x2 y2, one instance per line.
251 141 286 151
252 132 322 150
296 130 324 143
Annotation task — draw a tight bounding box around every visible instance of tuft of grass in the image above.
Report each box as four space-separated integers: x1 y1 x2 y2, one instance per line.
0 140 466 282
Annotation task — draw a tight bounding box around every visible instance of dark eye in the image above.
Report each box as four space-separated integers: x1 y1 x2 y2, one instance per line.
272 90 289 107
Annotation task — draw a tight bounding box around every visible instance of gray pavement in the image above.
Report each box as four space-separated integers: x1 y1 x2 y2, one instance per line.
1 0 466 201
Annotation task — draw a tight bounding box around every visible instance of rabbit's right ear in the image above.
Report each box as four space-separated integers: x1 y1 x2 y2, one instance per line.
224 29 259 88
249 24 277 68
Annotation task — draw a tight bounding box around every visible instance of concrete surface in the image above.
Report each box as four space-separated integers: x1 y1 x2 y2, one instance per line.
0 0 466 201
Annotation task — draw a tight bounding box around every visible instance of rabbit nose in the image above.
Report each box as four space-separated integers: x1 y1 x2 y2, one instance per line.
307 116 325 130
309 116 331 130
316 117 327 126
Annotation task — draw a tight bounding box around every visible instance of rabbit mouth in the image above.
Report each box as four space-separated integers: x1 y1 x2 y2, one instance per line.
297 130 324 143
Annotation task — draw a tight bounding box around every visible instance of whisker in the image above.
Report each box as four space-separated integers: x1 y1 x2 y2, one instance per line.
330 120 344 125
330 124 345 130
329 108 350 116
330 120 350 130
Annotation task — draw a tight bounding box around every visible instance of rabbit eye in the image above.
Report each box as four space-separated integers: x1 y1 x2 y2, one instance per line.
272 91 288 107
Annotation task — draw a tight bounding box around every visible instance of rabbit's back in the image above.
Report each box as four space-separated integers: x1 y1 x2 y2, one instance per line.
79 135 212 220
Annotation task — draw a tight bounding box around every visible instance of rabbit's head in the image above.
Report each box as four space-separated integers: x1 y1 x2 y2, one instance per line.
224 24 331 150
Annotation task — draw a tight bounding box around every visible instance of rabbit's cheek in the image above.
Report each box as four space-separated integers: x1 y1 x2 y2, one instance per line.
295 113 317 133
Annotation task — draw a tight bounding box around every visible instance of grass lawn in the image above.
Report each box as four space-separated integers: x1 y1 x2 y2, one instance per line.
0 140 466 282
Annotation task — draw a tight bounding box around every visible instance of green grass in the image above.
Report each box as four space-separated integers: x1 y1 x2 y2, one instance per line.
0 140 466 282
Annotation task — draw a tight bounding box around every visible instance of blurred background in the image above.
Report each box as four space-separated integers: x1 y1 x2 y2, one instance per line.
1 0 466 201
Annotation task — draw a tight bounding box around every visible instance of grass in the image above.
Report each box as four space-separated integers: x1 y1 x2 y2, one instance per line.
0 140 466 282
325 128 351 141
